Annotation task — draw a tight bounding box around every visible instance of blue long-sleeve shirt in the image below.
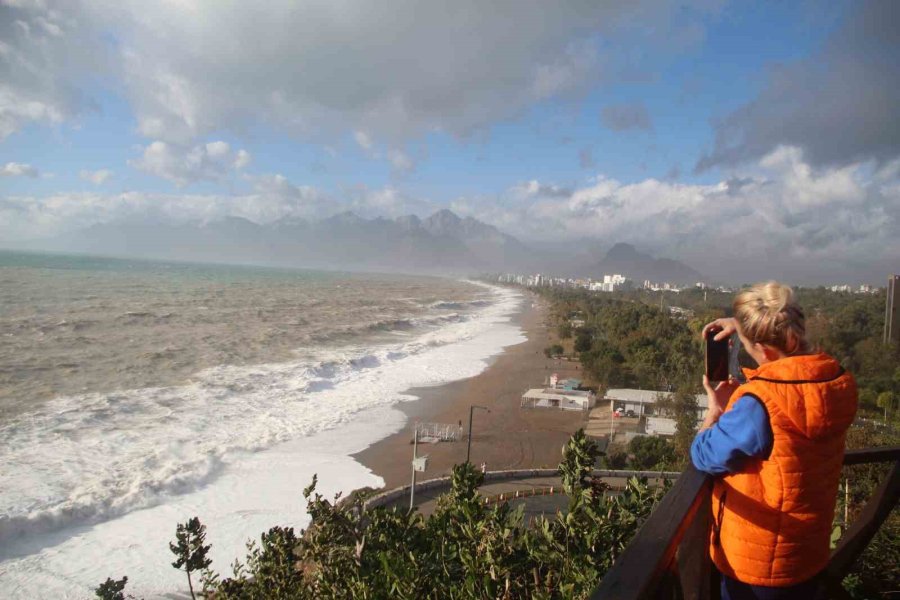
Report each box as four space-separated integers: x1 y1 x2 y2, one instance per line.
691 395 773 475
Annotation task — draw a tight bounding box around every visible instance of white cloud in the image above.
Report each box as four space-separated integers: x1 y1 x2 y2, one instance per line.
0 188 319 242
354 131 373 151
353 130 415 172
204 140 230 158
246 173 334 220
347 185 434 218
0 1 717 143
233 149 251 169
387 149 414 173
0 1 104 140
1 161 39 177
129 140 251 186
0 171 440 243
79 168 113 184
451 146 900 283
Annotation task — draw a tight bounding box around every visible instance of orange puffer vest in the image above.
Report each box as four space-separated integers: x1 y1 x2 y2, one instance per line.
709 353 857 587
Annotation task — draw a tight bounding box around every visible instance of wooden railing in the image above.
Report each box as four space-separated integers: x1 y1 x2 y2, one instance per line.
590 446 900 600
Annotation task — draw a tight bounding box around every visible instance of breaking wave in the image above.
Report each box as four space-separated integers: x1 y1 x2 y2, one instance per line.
0 283 522 552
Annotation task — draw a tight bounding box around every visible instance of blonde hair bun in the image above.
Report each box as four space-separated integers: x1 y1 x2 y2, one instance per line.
734 281 807 354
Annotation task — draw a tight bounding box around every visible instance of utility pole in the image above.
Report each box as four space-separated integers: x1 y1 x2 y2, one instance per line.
466 405 490 464
844 478 850 525
409 424 419 511
609 399 615 443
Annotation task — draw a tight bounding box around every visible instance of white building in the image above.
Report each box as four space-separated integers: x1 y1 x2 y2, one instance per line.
589 274 632 292
606 388 708 437
606 388 707 419
521 388 596 411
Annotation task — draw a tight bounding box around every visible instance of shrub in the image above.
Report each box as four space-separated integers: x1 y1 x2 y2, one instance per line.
105 429 668 599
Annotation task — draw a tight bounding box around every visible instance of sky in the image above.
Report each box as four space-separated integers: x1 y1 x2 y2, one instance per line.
1 0 899 284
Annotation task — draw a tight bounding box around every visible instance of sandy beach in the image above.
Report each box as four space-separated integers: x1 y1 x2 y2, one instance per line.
355 291 587 489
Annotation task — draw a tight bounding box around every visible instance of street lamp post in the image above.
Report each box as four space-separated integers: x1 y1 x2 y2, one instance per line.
466 404 490 464
410 424 418 511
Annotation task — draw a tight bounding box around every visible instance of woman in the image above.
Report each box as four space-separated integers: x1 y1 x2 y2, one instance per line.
691 282 858 600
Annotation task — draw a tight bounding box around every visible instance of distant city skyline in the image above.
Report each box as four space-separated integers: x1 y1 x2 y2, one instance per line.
1 1 898 284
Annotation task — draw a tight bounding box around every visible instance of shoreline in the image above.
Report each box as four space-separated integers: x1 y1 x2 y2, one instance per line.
0 281 529 598
355 289 587 489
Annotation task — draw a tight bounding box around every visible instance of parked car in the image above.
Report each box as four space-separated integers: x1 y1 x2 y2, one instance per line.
625 409 636 418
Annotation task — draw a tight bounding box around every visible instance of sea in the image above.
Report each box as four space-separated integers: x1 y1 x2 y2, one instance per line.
0 251 524 598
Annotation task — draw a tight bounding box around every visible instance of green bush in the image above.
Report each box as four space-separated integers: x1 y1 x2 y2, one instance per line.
105 430 666 599
627 436 676 471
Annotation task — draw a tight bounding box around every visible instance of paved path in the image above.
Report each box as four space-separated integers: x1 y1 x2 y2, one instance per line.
387 473 674 520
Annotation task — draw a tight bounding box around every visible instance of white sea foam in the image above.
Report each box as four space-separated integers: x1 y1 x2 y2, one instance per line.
0 282 524 598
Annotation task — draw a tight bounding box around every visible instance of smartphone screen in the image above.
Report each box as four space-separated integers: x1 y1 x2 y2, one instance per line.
706 328 729 381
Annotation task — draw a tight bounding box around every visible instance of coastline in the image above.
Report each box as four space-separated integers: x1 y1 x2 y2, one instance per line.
1 282 581 598
355 289 587 489
0 281 533 598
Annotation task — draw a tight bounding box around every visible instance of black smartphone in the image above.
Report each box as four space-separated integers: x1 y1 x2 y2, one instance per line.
706 328 729 382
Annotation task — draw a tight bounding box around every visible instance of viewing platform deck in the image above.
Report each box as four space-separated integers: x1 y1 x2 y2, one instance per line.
591 446 900 600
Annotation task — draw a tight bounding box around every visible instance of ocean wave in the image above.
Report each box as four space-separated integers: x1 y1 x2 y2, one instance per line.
0 282 523 550
0 454 226 549
430 299 492 310
309 312 466 343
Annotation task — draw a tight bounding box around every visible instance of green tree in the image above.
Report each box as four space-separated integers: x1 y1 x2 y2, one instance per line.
859 387 877 408
603 443 628 469
559 429 600 495
628 436 676 471
574 331 593 353
95 576 130 600
183 430 668 599
169 517 212 600
876 391 896 422
544 343 564 358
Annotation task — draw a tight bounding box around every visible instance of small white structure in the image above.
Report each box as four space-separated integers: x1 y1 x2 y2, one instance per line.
606 388 707 420
415 422 463 442
607 389 667 417
521 388 596 411
645 416 678 436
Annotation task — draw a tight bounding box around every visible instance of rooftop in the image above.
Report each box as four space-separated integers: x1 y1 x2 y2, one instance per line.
605 388 705 404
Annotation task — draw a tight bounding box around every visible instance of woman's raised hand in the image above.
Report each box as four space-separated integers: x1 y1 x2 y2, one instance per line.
701 317 737 342
701 374 739 428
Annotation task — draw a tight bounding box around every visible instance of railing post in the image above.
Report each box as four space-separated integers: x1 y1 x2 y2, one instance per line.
590 466 710 600
676 478 715 600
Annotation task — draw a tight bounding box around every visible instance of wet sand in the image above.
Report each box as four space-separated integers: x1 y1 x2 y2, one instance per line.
355 292 587 489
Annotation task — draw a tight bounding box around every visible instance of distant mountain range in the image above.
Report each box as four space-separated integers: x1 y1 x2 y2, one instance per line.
589 242 704 284
30 209 705 283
